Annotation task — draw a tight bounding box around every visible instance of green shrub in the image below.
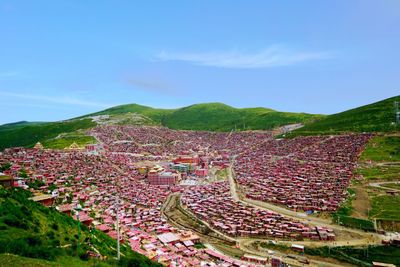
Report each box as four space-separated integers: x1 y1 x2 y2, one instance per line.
334 215 375 231
26 236 42 246
79 252 89 261
3 215 27 228
51 222 59 230
46 231 55 239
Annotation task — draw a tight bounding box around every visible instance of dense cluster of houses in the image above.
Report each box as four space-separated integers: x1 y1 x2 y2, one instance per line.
182 182 334 241
234 134 372 212
0 147 259 266
0 125 373 266
89 125 273 159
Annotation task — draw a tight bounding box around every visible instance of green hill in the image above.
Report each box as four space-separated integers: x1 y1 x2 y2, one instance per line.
0 102 322 150
162 103 321 131
289 95 400 136
0 119 96 151
0 187 160 267
0 121 46 132
82 103 176 124
2 96 399 150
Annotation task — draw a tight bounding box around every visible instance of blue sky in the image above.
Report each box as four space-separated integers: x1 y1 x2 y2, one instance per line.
0 1 399 124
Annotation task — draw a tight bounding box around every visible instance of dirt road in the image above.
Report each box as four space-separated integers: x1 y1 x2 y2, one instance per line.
227 160 384 246
369 181 400 192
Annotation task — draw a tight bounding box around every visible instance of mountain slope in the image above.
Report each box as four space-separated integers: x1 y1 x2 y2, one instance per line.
163 103 321 131
290 95 400 135
0 119 96 150
0 121 46 132
81 103 176 124
0 102 323 150
2 95 398 150
0 187 160 266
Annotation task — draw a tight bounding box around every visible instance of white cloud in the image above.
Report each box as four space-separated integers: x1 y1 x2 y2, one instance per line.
0 91 112 108
155 46 332 69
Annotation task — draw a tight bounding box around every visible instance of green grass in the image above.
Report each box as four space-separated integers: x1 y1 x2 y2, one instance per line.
2 96 399 151
0 254 112 267
88 102 323 131
42 134 97 149
291 95 400 135
84 103 175 124
370 195 400 221
332 189 375 231
259 242 400 266
356 165 400 180
0 121 46 132
0 187 160 266
1 103 324 151
0 119 96 151
193 242 206 249
360 135 400 162
305 245 400 267
333 189 354 217
162 103 322 131
0 253 60 267
334 215 375 231
381 183 400 190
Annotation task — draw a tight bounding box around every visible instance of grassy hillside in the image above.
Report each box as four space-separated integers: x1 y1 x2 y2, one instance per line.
85 103 176 124
162 103 321 131
41 134 97 149
261 241 400 266
360 135 400 162
0 102 322 150
0 254 109 267
0 187 160 267
0 121 46 132
2 95 399 150
291 95 400 135
0 119 96 151
353 134 400 227
51 102 322 131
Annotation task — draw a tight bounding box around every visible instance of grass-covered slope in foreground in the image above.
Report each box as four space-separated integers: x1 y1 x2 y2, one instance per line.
291 95 400 135
0 187 160 267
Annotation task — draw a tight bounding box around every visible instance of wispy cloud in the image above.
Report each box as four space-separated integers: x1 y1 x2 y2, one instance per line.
155 46 332 69
0 91 113 108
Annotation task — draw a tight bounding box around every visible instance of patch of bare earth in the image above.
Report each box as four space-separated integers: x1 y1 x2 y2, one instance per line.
351 186 371 219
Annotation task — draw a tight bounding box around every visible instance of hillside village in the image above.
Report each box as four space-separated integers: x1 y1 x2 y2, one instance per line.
1 0 399 266
1 121 399 267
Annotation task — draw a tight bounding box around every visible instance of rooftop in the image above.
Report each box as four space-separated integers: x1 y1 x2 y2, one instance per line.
29 194 54 202
157 232 180 244
0 175 12 181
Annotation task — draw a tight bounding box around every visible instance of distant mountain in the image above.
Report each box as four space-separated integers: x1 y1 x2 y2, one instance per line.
1 96 399 150
161 102 320 131
0 119 96 150
290 95 400 136
81 103 175 124
0 121 46 132
0 102 322 150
